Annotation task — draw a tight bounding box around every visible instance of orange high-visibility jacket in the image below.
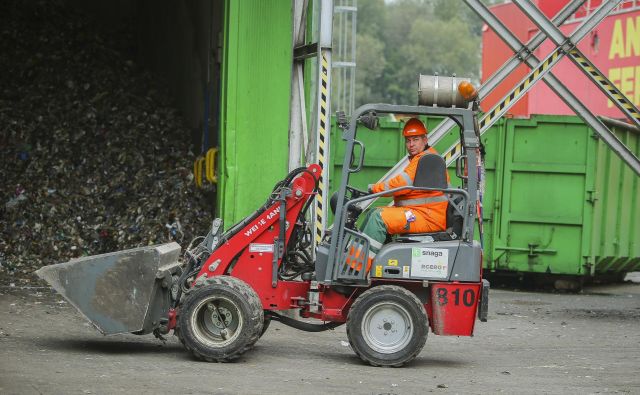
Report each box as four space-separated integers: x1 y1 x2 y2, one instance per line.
370 147 449 234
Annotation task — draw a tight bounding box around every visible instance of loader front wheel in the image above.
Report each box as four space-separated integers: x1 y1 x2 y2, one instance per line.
347 285 428 367
260 313 271 338
176 276 263 362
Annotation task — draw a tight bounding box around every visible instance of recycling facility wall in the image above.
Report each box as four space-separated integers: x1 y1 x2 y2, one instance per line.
63 0 223 149
216 1 293 227
135 0 224 150
59 0 294 228
329 115 640 278
1 0 219 286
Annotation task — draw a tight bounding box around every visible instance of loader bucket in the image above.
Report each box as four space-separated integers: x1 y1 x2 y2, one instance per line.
36 243 182 335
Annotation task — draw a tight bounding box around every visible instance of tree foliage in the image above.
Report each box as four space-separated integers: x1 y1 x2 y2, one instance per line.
352 0 492 106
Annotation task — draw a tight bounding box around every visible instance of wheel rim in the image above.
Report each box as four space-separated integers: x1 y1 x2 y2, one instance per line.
361 301 413 354
190 295 243 348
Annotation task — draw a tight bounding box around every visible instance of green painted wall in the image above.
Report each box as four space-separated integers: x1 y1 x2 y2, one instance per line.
218 1 292 227
329 114 640 278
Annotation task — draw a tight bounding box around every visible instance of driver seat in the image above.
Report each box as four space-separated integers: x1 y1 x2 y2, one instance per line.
396 153 463 242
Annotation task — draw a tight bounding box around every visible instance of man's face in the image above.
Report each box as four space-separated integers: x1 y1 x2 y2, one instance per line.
405 135 428 156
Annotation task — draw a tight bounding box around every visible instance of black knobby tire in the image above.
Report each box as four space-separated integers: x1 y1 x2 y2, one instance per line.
260 314 271 338
175 276 264 362
346 285 428 367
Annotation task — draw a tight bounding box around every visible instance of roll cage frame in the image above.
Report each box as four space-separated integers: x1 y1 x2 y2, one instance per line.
321 104 481 284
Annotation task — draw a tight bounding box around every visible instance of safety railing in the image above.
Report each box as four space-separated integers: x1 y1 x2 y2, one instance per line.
336 228 371 282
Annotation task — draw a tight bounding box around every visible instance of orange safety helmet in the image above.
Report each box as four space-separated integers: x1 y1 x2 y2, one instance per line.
402 118 427 137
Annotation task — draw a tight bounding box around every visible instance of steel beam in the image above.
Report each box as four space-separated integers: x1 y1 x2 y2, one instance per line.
472 0 622 130
289 0 310 172
513 0 640 129
289 0 334 250
440 0 620 165
430 0 586 146
463 0 640 175
358 0 586 212
311 0 334 247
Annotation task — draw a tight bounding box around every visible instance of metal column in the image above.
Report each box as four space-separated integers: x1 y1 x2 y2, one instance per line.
288 0 334 250
311 0 334 247
289 0 310 172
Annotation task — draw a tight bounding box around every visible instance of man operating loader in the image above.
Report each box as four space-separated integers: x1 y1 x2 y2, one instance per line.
362 118 449 251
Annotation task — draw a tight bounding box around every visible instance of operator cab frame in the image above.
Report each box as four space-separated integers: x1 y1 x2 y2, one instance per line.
315 104 482 286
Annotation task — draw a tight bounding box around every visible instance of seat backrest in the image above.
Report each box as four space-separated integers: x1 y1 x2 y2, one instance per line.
416 153 463 236
413 153 448 189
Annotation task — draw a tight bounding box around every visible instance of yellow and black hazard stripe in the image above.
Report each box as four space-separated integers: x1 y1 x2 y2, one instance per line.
443 142 463 165
569 49 640 125
479 48 562 130
443 47 563 163
315 53 330 244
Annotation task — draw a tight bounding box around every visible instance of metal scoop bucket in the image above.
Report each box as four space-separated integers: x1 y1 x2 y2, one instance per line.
36 243 182 335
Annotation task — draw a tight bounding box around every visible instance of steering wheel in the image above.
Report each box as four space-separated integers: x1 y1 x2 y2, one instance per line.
346 185 369 199
330 186 369 218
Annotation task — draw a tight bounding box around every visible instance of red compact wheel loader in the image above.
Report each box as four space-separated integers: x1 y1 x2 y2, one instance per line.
37 77 489 367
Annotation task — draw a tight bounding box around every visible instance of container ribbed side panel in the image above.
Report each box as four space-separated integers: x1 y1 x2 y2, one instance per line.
591 126 640 274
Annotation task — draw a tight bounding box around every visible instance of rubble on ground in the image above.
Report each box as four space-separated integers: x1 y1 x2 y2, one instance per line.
0 1 213 286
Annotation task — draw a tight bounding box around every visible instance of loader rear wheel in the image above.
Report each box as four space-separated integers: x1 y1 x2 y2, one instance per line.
347 285 428 367
176 276 263 362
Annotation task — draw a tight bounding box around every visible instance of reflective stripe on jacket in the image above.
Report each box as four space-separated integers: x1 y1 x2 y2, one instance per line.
370 147 449 234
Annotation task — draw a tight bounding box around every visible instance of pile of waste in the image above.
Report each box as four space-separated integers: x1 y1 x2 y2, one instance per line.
0 1 213 286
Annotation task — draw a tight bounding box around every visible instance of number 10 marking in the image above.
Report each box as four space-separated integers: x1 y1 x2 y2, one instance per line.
435 288 475 307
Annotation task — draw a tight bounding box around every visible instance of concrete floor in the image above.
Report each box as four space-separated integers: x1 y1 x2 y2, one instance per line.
1 281 639 395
